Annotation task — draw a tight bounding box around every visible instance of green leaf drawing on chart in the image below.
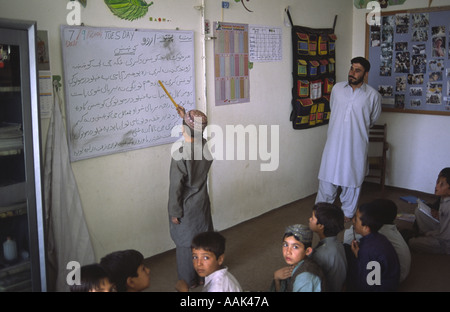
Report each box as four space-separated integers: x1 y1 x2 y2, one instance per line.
104 0 154 21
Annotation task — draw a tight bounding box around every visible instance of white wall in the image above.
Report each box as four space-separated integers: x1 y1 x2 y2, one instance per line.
0 0 351 260
204 0 353 237
353 0 450 193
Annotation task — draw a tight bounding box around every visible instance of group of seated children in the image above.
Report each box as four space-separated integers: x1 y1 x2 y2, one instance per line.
271 200 404 292
71 167 449 292
407 167 450 255
70 232 240 293
271 166 449 292
70 249 151 292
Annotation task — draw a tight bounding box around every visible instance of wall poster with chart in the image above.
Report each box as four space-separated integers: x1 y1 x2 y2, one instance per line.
214 22 250 106
60 25 195 162
366 6 450 116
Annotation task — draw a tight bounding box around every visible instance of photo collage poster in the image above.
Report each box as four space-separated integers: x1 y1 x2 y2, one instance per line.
368 8 450 113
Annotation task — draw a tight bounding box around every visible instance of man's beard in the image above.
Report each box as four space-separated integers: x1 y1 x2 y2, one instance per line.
348 75 364 86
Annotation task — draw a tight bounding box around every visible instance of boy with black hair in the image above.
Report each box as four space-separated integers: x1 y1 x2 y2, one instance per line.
175 231 242 292
345 202 400 291
344 198 411 283
69 263 116 292
409 167 450 254
100 249 150 292
309 202 347 292
271 224 326 292
372 198 411 283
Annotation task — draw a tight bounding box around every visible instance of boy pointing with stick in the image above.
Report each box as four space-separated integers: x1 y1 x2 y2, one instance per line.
161 80 214 290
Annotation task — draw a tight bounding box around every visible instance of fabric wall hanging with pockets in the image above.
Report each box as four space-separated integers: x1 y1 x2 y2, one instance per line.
290 25 337 129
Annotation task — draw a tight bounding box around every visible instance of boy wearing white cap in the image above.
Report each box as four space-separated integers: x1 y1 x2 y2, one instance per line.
168 107 214 289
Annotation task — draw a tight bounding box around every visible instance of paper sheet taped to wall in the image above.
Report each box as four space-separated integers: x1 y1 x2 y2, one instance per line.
249 25 282 62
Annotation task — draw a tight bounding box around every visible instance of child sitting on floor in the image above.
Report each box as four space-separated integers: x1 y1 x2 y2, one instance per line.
69 263 116 292
408 167 450 254
344 198 411 283
271 224 325 292
345 201 400 291
309 202 347 292
100 249 151 292
175 231 242 292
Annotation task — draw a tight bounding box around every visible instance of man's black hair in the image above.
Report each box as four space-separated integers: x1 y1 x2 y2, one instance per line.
351 56 371 72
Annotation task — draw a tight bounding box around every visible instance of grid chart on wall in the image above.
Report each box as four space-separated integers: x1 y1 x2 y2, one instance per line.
214 22 250 106
248 25 282 62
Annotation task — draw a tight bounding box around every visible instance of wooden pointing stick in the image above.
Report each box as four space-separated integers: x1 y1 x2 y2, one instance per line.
158 80 180 109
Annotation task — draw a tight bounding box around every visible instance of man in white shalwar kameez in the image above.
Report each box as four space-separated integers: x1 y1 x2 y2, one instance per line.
316 57 381 220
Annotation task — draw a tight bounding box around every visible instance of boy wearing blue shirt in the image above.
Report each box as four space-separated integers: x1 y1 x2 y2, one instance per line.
271 224 325 292
346 202 400 291
309 203 347 292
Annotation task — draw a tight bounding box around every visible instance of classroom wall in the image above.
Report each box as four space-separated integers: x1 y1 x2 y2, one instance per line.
203 0 354 238
352 0 450 193
0 0 353 260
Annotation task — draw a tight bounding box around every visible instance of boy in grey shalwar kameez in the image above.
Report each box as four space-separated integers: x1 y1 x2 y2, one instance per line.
168 108 214 288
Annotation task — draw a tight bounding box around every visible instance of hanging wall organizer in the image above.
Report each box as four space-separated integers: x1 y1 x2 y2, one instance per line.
289 13 337 130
